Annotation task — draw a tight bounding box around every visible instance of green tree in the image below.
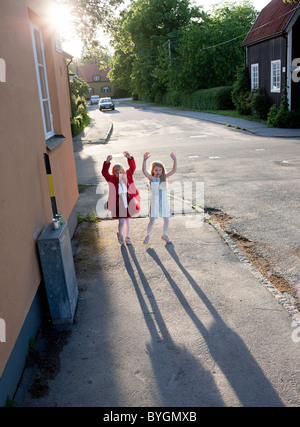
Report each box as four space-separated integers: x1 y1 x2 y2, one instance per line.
71 75 90 99
109 0 202 99
162 1 258 93
55 0 123 58
108 49 134 94
109 0 258 98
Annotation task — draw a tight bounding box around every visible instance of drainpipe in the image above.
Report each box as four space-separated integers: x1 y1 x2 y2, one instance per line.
283 32 292 110
283 33 288 101
66 56 75 117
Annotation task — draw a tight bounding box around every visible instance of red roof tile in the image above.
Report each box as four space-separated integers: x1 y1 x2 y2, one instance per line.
76 64 111 83
242 0 300 46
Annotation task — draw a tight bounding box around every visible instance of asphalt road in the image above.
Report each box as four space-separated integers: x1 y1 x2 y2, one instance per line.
75 101 300 308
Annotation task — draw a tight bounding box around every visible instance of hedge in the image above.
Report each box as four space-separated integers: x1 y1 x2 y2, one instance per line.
162 86 234 111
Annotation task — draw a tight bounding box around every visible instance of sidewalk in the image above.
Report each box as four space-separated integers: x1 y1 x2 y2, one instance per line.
72 106 113 152
17 214 300 406
15 101 300 407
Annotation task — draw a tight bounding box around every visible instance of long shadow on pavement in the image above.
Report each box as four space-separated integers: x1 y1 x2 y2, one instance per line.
122 245 224 406
145 244 284 407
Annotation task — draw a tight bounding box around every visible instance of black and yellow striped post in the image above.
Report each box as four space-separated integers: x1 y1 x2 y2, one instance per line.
44 153 58 218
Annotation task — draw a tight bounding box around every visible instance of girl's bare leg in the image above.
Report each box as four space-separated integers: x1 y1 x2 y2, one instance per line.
117 219 125 244
163 218 169 235
161 218 172 243
144 219 155 243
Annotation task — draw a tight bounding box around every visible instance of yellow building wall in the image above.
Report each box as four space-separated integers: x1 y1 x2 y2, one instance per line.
88 81 115 97
0 0 78 377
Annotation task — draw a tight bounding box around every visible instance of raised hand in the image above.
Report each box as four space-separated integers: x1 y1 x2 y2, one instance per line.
123 151 132 159
106 155 113 163
165 152 177 178
142 152 152 180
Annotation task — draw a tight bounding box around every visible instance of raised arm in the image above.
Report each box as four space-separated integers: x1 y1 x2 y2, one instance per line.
142 152 152 181
165 152 177 178
124 151 136 174
101 155 113 181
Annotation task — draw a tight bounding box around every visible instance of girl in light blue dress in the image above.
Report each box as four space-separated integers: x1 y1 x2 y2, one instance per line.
142 152 177 244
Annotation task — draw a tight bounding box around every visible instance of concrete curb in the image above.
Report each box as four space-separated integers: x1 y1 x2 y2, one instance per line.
104 118 113 143
81 117 113 145
72 116 113 152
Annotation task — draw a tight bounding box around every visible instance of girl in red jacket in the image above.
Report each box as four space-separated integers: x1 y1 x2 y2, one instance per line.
102 151 140 245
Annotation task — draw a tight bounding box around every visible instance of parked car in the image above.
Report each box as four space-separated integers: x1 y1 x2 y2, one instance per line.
90 95 100 105
99 97 115 111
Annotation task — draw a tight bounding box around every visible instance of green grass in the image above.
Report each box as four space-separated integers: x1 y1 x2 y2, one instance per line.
77 211 101 224
201 109 266 123
123 100 266 124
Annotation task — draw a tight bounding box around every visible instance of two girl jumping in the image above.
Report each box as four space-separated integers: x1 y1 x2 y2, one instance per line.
101 151 177 245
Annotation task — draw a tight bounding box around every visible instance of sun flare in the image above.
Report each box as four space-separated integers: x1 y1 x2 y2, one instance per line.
48 2 83 58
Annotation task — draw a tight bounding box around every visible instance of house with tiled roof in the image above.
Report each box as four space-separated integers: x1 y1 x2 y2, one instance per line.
242 0 300 110
76 63 115 99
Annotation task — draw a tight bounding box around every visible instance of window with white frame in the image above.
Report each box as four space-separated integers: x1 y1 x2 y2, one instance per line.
30 22 54 139
251 63 259 89
102 86 111 93
271 60 281 93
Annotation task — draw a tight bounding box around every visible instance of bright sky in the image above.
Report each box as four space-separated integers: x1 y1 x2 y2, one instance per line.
195 0 271 11
59 0 272 58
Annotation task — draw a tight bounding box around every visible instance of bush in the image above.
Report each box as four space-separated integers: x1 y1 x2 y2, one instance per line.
114 87 131 98
232 65 268 119
232 65 251 115
267 90 300 128
194 86 234 110
70 117 81 135
163 86 234 110
70 110 89 137
70 95 90 136
248 88 268 119
165 91 182 107
76 98 86 109
267 105 300 128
